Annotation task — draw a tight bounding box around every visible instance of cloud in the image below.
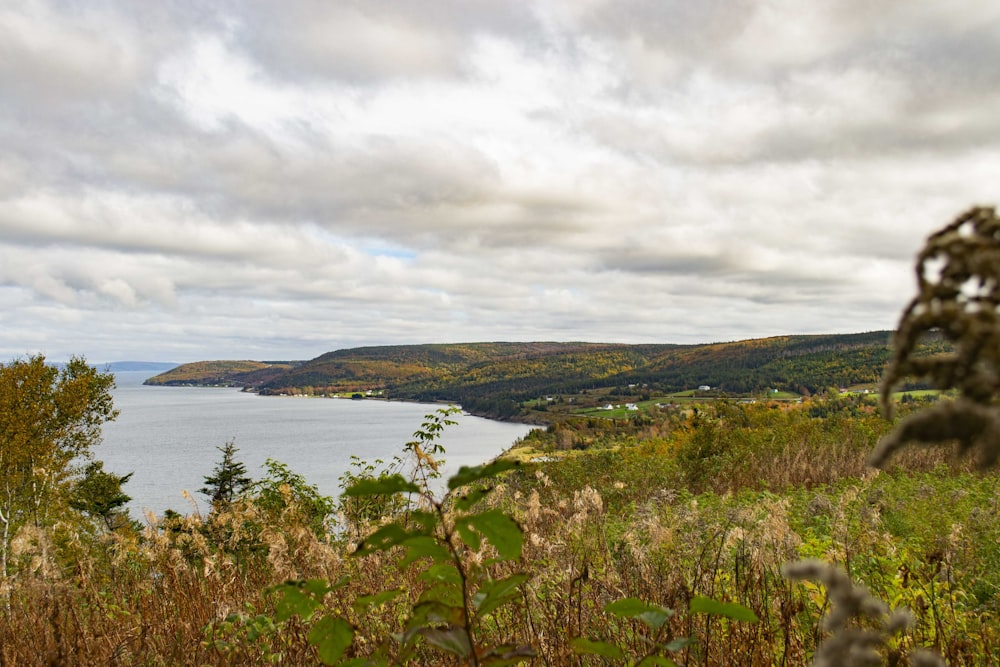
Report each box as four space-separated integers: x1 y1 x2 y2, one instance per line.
0 0 998 362
0 1 143 104
226 0 540 84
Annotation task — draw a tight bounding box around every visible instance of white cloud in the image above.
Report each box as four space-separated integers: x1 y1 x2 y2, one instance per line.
0 0 143 104
0 0 997 363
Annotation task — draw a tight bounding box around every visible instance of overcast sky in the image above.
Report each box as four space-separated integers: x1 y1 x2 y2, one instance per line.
2 0 998 364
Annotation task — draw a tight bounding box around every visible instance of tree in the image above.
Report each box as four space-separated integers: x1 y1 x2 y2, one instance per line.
0 355 118 579
200 440 252 510
69 461 133 531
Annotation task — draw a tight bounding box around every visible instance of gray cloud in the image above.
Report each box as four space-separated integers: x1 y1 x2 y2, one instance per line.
224 0 542 84
0 0 997 363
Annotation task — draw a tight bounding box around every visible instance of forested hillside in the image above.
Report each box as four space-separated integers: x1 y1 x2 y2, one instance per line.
144 360 300 387
145 332 946 418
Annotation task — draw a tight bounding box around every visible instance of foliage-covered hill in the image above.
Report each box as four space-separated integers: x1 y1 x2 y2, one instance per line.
144 332 946 418
144 360 300 387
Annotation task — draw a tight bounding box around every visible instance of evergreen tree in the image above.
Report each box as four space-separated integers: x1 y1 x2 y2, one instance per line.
200 440 252 509
70 460 133 531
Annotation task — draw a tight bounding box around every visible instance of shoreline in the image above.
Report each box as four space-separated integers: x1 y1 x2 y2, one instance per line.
144 380 550 427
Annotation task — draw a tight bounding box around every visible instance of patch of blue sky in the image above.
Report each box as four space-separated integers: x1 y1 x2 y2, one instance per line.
305 223 417 262
365 244 417 261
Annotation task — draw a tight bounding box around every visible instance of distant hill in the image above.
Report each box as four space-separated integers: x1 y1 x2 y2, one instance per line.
144 360 302 387
43 360 180 372
143 332 944 418
103 361 180 372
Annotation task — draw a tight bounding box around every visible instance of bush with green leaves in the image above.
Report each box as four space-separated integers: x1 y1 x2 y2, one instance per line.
271 407 534 665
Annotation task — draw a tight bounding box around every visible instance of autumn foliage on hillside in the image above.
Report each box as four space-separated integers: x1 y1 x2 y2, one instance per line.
146 333 945 421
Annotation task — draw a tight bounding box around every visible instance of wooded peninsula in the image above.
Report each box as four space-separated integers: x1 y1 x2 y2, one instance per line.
144 331 944 420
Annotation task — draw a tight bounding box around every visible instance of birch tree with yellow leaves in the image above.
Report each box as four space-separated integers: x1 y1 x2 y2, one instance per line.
0 355 117 580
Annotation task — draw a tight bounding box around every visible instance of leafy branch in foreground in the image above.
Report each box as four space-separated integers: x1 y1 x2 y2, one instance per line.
271 407 534 665
873 205 1000 468
272 408 763 666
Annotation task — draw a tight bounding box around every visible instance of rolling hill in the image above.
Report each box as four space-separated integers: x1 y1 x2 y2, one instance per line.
144 332 943 418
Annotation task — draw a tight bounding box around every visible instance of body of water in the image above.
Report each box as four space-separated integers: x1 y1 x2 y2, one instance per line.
98 372 534 519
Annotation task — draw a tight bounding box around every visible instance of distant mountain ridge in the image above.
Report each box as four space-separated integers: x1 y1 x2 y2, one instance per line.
41 361 180 372
143 360 301 387
145 332 940 418
103 361 180 372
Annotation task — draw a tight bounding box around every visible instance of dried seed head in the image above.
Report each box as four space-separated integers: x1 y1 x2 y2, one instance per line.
876 206 1000 468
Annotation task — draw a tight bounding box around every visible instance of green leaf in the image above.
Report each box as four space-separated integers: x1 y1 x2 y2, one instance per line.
689 596 759 623
417 581 464 608
473 573 530 617
271 578 335 621
340 659 386 667
418 562 463 587
464 509 523 560
480 643 537 666
570 637 625 660
419 626 472 658
399 535 451 567
637 656 680 667
355 523 431 556
408 509 439 532
409 600 464 627
447 459 518 491
453 486 493 512
342 474 420 497
455 520 482 552
663 637 692 652
308 615 355 665
353 589 404 615
605 598 674 630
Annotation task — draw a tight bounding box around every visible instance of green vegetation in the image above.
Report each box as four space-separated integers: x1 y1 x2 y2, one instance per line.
69 460 133 531
0 355 119 580
201 441 253 510
147 332 951 421
4 393 992 665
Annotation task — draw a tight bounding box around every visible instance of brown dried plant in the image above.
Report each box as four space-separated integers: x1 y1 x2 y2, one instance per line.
872 206 1000 468
783 560 946 667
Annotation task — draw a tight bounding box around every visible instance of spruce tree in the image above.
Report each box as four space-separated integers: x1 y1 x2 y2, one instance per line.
70 460 133 531
200 440 252 509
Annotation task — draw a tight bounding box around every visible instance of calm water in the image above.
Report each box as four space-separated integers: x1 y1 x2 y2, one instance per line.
99 372 534 518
